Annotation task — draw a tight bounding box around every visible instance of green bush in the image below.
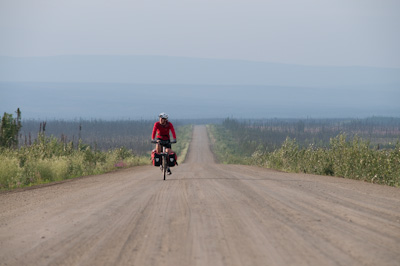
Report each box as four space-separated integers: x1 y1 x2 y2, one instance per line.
0 156 22 188
253 134 400 187
0 134 149 189
209 118 399 187
0 124 194 190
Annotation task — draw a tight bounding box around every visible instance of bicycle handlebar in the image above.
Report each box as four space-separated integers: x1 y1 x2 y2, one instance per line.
151 139 177 144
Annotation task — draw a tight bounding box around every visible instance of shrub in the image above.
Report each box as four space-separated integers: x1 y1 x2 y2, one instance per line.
253 134 400 186
0 156 21 188
0 134 150 189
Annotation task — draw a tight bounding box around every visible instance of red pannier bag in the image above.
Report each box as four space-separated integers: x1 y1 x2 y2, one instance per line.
151 150 162 166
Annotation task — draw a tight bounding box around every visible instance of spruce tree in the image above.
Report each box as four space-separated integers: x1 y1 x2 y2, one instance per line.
0 108 22 148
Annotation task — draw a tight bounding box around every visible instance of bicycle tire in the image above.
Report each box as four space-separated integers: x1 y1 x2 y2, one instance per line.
163 146 167 181
163 154 167 180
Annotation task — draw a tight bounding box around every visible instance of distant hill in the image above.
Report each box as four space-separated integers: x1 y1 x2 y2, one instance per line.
1 55 399 119
1 55 399 87
1 82 399 119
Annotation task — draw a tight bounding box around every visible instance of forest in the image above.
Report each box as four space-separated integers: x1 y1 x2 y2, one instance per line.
18 116 400 153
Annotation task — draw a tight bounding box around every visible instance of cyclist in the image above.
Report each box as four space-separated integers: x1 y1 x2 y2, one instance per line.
151 112 177 175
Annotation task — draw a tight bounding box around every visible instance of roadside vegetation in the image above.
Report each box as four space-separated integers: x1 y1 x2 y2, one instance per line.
173 125 192 164
208 118 400 187
0 110 192 189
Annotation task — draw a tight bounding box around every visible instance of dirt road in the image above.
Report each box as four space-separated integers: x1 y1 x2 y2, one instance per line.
1 125 400 266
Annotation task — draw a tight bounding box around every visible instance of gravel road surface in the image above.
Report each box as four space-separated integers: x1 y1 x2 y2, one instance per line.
1 125 399 266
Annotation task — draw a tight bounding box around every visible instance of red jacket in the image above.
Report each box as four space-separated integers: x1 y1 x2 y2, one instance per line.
152 121 176 140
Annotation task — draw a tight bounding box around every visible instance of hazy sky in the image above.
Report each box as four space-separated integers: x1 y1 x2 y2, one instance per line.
1 0 399 67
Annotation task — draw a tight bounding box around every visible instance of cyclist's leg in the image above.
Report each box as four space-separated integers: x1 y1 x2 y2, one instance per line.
164 143 173 174
165 142 173 154
156 143 162 153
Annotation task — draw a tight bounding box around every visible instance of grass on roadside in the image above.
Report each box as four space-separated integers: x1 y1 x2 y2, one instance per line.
207 124 400 187
0 125 193 190
172 125 192 164
207 124 252 165
0 139 148 190
253 135 400 187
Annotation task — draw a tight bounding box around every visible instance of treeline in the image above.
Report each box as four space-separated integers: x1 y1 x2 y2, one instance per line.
221 117 400 152
19 118 208 155
208 118 400 186
19 119 153 155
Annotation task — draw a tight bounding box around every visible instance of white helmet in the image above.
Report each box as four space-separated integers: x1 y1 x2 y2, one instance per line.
159 112 168 119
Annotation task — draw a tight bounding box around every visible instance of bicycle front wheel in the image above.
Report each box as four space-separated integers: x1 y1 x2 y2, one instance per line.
163 155 167 180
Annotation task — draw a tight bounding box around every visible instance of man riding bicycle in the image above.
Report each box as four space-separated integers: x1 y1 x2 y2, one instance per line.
151 112 176 175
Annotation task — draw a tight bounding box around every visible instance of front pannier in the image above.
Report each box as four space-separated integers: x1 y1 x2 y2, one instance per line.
151 150 162 166
168 153 177 167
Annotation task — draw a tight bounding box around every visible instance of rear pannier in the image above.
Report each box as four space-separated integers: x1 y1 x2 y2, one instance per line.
168 152 178 167
151 150 162 166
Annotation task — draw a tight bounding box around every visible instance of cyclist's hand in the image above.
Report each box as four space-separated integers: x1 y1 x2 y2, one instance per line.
171 139 177 143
